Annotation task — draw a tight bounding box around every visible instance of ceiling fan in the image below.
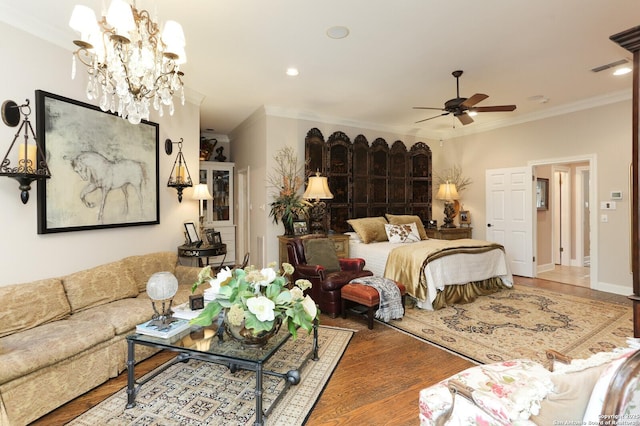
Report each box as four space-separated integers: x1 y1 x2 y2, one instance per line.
413 70 516 125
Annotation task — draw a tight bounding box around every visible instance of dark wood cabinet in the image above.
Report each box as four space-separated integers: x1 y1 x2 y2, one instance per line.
304 128 433 233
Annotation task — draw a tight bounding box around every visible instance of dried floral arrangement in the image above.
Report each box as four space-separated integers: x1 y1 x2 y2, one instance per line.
434 164 472 193
267 147 310 234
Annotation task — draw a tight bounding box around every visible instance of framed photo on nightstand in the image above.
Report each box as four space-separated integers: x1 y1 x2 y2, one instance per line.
459 210 471 227
293 220 308 235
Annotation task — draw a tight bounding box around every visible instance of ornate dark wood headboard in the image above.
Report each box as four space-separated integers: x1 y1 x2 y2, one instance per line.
304 128 433 233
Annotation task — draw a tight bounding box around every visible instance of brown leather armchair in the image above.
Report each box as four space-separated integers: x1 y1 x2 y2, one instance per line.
286 236 373 317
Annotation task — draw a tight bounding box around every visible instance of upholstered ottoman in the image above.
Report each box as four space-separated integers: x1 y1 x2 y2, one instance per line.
341 280 406 329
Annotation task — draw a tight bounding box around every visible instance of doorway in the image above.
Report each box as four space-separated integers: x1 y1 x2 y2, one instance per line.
533 158 593 288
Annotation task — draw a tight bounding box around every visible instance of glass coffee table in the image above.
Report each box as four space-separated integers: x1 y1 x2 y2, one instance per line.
126 321 318 426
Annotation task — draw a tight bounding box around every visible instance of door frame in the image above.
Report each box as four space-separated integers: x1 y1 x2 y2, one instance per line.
529 154 598 289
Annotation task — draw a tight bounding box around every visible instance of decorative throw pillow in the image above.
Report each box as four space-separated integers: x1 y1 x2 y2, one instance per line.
384 223 421 243
346 217 388 244
385 214 428 240
303 238 341 272
530 362 609 424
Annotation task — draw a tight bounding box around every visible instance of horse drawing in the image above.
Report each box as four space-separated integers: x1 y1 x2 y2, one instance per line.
67 152 147 223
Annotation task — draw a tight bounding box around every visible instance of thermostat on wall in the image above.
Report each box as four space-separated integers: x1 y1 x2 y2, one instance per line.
611 191 623 200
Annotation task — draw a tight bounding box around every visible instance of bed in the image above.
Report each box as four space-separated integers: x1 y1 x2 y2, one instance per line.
347 233 513 310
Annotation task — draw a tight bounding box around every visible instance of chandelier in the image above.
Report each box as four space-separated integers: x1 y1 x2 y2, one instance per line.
69 0 186 124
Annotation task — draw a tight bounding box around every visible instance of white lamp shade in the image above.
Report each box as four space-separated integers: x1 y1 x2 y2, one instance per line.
106 0 135 36
303 174 334 200
192 183 213 200
436 183 459 201
162 20 186 47
69 5 98 37
146 272 178 300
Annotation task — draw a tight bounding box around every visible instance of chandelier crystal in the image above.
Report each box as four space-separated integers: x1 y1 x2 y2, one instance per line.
69 0 186 124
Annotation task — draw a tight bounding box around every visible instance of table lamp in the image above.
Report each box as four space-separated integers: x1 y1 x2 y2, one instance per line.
192 183 213 240
436 182 459 228
146 272 179 330
303 172 334 234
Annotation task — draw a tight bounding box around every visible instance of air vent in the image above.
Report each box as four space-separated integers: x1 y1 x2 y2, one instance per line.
591 59 629 73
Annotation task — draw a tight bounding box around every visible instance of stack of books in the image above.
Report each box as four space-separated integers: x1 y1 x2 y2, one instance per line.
171 302 204 320
135 319 191 338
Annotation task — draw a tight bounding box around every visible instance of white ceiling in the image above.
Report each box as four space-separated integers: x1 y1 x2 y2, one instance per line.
2 0 640 139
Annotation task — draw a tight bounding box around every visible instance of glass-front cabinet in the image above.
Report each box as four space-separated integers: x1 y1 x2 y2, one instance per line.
200 161 234 226
199 161 236 266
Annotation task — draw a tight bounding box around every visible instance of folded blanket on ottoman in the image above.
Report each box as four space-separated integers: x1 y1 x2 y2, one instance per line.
349 276 404 322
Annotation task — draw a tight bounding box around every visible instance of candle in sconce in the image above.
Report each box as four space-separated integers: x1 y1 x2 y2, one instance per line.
176 165 185 183
18 144 37 169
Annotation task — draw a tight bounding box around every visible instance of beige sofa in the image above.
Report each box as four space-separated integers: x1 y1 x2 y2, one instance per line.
0 252 202 426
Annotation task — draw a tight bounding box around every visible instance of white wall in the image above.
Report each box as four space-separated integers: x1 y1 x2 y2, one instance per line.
0 22 202 286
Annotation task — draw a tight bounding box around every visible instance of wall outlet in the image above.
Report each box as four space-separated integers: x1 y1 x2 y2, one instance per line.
601 214 608 223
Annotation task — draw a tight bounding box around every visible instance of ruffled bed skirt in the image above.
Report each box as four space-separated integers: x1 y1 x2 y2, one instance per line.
432 277 509 310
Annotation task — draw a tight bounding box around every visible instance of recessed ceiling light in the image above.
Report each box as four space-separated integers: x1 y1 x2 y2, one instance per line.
326 26 350 39
613 66 632 76
286 68 299 77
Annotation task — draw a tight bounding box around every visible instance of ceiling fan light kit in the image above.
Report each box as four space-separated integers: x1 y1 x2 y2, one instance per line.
414 70 517 126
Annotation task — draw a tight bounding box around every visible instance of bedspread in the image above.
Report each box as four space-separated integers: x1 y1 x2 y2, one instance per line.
384 238 511 308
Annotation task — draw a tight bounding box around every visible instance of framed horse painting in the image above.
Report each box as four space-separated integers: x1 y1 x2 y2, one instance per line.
35 90 159 234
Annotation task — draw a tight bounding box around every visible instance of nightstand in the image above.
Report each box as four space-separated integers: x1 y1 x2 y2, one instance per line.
425 227 473 240
278 233 350 265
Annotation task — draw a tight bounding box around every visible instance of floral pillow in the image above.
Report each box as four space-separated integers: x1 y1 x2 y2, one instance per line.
384 223 421 243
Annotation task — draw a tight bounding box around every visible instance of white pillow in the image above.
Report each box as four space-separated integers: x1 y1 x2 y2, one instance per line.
384 223 421 243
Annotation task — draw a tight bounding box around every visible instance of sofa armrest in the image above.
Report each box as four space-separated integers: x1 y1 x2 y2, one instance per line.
546 349 573 371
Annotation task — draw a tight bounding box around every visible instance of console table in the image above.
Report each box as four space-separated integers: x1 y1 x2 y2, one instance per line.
178 243 227 267
425 227 473 240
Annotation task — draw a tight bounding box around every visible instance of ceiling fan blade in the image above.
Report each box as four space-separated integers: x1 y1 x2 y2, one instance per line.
413 106 446 111
473 105 517 112
461 93 488 108
415 112 449 124
456 113 474 125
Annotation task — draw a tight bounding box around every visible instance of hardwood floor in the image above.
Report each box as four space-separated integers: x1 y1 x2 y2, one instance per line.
32 277 631 426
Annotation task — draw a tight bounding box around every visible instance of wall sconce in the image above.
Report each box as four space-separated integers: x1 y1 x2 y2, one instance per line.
436 182 459 228
165 138 192 202
303 171 334 234
0 99 51 204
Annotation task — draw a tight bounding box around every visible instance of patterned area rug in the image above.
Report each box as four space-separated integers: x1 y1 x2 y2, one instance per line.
388 285 633 366
68 326 352 426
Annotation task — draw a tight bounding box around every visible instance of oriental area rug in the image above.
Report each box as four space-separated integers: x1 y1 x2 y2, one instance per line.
68 326 352 426
388 285 634 366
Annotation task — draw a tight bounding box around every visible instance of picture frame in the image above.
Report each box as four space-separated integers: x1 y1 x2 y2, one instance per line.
205 228 222 246
459 210 471 226
35 90 159 234
293 220 308 236
184 222 200 245
536 178 549 211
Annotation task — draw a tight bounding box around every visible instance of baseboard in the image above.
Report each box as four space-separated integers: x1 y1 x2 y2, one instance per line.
594 281 634 296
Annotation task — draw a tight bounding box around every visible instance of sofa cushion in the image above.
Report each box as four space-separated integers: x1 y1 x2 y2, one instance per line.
385 214 428 240
123 252 178 293
0 278 71 338
63 259 138 313
347 217 388 244
0 319 114 384
69 298 154 335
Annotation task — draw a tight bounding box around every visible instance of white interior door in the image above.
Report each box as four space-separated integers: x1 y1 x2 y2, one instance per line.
552 167 571 266
486 167 534 277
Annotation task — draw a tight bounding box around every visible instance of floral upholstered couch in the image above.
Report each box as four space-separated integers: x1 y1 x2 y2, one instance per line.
419 345 640 425
0 252 201 426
